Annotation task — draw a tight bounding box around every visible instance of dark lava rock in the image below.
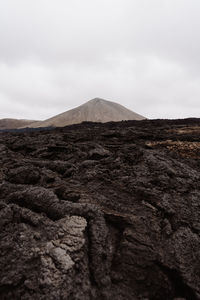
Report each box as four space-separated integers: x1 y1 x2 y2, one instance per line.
0 118 200 300
88 144 111 160
6 166 41 184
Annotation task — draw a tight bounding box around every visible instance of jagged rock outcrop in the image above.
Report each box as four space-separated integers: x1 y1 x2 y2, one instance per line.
0 118 199 299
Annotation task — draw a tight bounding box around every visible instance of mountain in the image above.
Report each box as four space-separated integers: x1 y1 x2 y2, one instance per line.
27 98 146 128
0 118 39 130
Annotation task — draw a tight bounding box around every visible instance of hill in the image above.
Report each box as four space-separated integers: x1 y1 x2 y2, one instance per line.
27 98 146 128
0 118 38 130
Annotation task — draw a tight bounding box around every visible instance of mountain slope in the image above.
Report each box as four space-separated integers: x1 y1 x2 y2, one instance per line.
27 98 146 128
0 118 39 130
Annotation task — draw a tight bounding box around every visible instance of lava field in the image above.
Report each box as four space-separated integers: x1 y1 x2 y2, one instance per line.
0 118 200 300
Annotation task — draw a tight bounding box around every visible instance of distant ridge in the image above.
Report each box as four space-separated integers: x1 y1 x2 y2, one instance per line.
0 118 39 130
27 98 146 128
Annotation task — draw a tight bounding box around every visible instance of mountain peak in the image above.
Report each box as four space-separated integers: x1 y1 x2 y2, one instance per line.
87 98 108 104
25 98 146 128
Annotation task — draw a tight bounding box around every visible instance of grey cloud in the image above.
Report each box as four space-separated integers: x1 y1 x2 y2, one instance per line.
0 0 199 120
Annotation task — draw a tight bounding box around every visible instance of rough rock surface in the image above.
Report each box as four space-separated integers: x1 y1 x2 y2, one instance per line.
0 118 200 299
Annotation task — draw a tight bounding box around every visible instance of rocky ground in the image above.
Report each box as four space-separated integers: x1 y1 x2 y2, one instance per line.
0 118 200 300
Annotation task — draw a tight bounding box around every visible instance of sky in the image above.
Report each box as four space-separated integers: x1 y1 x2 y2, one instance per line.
0 0 200 120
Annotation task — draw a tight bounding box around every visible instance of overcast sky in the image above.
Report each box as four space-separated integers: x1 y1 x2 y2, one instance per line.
0 0 200 120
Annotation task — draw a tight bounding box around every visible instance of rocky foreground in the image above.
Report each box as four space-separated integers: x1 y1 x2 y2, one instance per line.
0 118 200 300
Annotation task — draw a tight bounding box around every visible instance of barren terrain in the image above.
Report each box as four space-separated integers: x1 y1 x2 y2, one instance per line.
0 118 200 299
0 119 39 130
27 98 146 128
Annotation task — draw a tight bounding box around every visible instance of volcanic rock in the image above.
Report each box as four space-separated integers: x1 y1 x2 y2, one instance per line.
0 118 200 299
